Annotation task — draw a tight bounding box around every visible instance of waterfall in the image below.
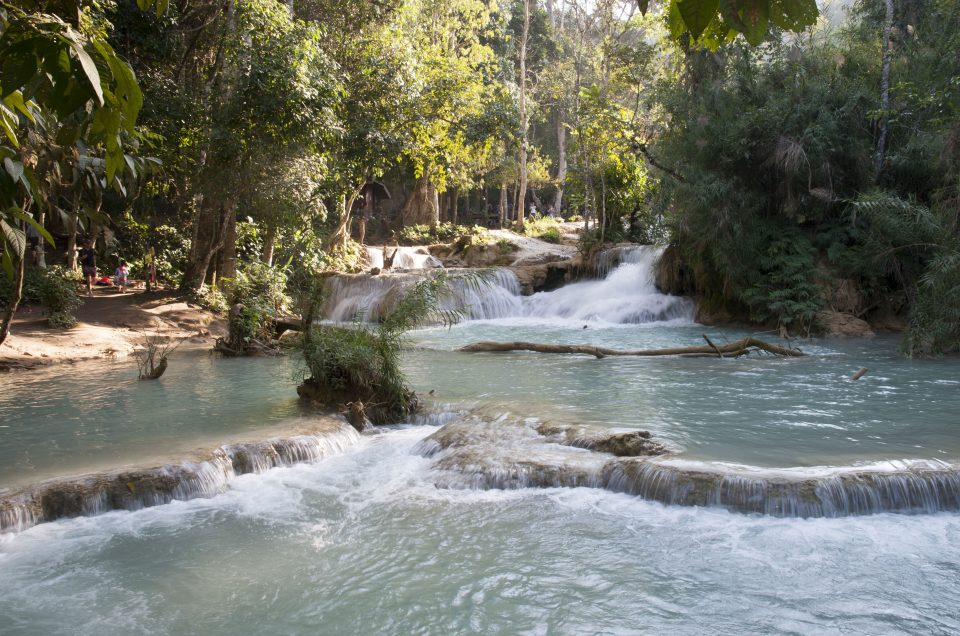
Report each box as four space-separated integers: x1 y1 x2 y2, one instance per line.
323 245 694 325
390 247 443 270
322 270 522 322
417 413 960 518
604 459 960 517
0 424 360 533
523 246 694 324
365 246 384 269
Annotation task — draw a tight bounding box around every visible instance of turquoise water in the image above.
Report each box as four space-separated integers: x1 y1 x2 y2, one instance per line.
2 251 960 633
0 350 305 488
408 322 960 467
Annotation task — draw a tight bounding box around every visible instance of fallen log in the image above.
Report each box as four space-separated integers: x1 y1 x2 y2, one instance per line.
458 337 804 358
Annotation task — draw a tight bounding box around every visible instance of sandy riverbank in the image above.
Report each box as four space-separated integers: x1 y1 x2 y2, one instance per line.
0 288 226 370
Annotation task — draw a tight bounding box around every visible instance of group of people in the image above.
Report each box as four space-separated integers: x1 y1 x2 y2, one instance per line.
77 239 129 297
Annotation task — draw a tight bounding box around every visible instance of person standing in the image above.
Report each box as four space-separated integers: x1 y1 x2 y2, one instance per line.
78 239 97 297
113 259 129 293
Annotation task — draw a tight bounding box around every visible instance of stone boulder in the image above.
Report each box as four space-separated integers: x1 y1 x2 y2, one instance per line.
817 310 875 337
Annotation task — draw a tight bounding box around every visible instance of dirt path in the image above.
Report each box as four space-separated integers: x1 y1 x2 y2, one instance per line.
0 288 225 370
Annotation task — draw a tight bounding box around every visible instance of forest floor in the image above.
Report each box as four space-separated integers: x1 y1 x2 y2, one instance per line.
0 287 226 371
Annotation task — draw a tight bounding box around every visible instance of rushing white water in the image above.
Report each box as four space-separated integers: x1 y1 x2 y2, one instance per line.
324 245 694 325
524 246 694 324
0 423 360 533
2 424 960 635
365 245 443 270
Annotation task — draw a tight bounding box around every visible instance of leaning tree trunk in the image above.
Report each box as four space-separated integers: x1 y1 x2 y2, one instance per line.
875 0 895 177
261 224 277 266
516 0 530 228
553 118 567 213
217 211 237 282
180 199 235 291
0 255 25 347
401 176 439 227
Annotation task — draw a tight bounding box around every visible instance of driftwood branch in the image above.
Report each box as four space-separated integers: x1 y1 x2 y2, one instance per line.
458 337 804 359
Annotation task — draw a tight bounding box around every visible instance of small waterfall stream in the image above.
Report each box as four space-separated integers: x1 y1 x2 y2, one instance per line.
415 412 960 518
325 245 694 324
0 424 360 533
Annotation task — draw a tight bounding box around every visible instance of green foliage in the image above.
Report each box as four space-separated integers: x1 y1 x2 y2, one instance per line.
522 217 562 243
301 274 461 424
114 214 191 285
658 0 819 47
190 285 228 315
34 266 82 328
741 233 823 332
849 191 960 356
226 262 290 350
397 223 487 246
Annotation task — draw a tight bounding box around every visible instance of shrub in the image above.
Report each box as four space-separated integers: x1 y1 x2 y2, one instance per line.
38 267 82 329
397 223 487 246
740 234 824 335
299 274 463 424
224 261 290 352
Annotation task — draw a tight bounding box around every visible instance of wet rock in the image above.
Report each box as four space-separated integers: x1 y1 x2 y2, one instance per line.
535 423 667 457
817 310 875 337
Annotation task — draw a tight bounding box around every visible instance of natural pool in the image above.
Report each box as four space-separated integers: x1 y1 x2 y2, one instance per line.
2 250 960 634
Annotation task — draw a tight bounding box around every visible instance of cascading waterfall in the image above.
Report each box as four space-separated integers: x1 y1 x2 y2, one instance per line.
365 246 442 270
323 245 694 324
603 458 960 518
415 413 960 518
0 424 360 533
523 246 694 323
322 269 522 323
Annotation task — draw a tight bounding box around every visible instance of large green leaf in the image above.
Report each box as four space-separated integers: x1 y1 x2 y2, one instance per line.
769 0 818 30
0 217 26 260
677 0 721 41
62 29 104 106
8 208 53 245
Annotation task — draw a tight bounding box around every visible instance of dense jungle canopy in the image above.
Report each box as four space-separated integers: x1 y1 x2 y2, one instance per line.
0 0 958 355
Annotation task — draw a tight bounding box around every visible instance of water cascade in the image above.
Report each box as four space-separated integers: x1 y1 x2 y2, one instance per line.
416 412 960 518
324 245 694 324
0 422 360 533
365 246 443 270
322 270 522 322
523 246 694 323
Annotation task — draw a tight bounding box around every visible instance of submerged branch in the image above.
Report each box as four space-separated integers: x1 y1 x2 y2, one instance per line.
458 337 805 358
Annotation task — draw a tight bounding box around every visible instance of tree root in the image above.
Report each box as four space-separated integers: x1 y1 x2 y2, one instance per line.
458 337 805 358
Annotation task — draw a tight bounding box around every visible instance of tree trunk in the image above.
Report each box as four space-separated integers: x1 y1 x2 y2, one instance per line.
36 211 46 268
554 119 567 213
451 188 459 225
875 0 895 177
499 186 508 228
218 210 237 282
516 0 530 228
459 337 805 358
401 176 439 227
0 254 25 347
261 224 277 266
180 199 235 291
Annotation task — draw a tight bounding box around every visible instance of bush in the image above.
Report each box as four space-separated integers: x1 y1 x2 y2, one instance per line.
740 234 823 334
37 267 82 328
397 223 487 246
224 261 290 351
299 274 460 424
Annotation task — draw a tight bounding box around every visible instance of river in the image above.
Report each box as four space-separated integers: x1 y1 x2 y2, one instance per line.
1 247 958 634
